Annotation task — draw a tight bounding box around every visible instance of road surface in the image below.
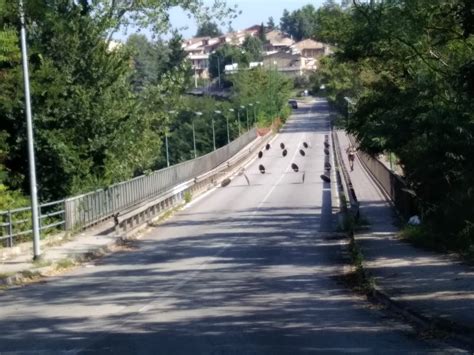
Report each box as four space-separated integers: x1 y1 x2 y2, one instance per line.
0 98 461 354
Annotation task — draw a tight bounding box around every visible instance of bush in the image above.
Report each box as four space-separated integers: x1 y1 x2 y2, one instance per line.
183 191 192 204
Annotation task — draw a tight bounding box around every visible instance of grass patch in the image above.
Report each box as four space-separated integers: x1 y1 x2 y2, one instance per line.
45 233 74 248
183 191 192 204
400 225 445 251
32 258 53 268
54 258 77 271
19 270 42 280
149 205 184 227
348 236 374 293
0 272 15 280
400 225 474 265
341 213 369 232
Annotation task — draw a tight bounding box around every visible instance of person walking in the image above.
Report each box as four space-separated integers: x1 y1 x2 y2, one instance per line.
346 145 356 171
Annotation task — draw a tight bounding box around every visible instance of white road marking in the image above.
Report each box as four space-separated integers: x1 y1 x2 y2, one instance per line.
72 106 318 355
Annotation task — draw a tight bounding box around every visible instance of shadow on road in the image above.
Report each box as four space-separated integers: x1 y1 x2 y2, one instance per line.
0 205 442 353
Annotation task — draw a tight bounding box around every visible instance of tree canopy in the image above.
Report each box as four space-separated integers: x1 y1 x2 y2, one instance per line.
196 21 223 37
0 0 232 201
313 0 474 252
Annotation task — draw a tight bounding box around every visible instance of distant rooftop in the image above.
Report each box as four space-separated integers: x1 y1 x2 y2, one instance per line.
291 39 325 51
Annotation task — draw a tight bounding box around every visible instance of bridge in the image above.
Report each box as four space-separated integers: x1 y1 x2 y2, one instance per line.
0 98 473 353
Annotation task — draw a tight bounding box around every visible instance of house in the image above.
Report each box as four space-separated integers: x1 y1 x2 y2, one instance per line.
264 30 295 53
243 25 261 37
183 36 222 79
262 51 318 76
291 39 327 58
262 52 304 76
218 30 253 46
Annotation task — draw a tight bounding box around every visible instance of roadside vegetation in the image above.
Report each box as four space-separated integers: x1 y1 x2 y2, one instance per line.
307 0 474 254
0 1 292 219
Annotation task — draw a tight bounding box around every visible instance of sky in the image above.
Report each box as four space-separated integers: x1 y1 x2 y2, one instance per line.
172 0 326 38
117 0 326 41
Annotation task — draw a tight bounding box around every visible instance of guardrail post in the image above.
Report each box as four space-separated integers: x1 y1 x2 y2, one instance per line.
7 210 13 248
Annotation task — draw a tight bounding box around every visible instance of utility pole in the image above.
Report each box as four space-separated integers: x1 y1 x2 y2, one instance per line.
19 0 41 260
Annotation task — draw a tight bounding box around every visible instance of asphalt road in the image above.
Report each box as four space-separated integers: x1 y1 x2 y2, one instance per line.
0 98 462 354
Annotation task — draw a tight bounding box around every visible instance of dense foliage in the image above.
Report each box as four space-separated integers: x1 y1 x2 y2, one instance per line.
0 0 232 203
196 21 223 37
314 0 474 252
279 1 349 44
0 0 292 215
231 67 293 127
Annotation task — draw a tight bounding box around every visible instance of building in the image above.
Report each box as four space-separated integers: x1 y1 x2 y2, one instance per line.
264 30 295 54
181 26 330 81
183 37 222 79
291 39 329 58
262 52 304 77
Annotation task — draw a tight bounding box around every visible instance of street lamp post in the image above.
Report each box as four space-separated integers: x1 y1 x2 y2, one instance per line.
19 0 41 260
236 108 241 136
227 108 235 141
194 112 202 158
166 110 177 167
241 105 248 131
226 113 230 144
248 103 254 127
213 110 220 150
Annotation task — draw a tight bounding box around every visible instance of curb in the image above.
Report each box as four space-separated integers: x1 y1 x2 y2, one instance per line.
367 284 474 350
332 130 474 351
0 237 120 287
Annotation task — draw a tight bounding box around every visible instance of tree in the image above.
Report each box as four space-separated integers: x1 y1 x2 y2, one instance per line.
280 5 318 41
267 17 276 30
208 44 247 79
280 10 291 35
165 31 187 71
317 0 474 252
196 21 222 37
312 1 350 45
231 67 293 126
87 0 238 41
257 23 266 43
0 0 234 202
126 34 170 91
242 35 263 62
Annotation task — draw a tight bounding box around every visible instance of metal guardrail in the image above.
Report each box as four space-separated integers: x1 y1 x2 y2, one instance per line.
114 130 273 235
0 129 258 247
332 130 359 220
348 135 416 219
0 200 65 247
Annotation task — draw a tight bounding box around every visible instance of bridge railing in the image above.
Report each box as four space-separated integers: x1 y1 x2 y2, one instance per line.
0 128 258 247
348 135 417 219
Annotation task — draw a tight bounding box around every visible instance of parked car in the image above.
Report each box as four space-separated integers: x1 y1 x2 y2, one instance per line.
288 100 298 109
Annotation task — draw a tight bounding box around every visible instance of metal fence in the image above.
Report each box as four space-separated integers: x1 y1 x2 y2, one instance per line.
0 200 65 247
348 136 417 219
0 128 258 247
332 131 359 220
